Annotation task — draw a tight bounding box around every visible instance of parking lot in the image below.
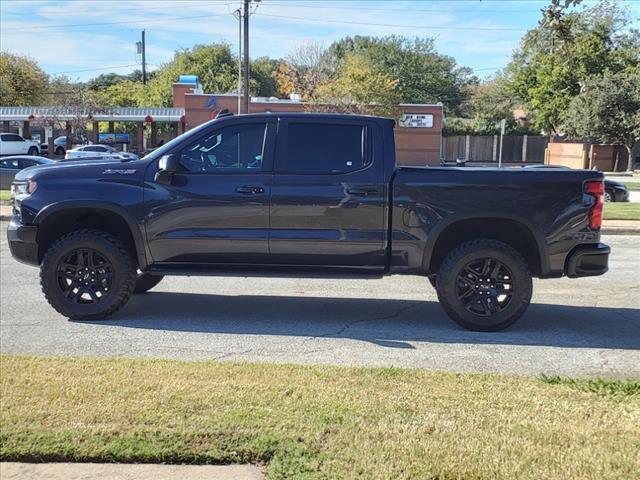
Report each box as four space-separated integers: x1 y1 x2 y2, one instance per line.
1 225 638 378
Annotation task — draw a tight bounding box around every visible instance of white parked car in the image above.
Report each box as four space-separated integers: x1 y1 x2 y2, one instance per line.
0 133 41 156
64 144 138 161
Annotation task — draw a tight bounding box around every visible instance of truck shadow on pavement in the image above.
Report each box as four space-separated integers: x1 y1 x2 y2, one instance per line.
95 292 640 350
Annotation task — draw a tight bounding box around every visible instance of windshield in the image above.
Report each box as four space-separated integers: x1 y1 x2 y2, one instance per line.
141 117 220 162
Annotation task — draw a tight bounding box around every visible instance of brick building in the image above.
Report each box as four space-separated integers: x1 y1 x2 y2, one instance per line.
173 78 444 166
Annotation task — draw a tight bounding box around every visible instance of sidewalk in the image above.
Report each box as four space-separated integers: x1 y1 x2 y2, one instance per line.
0 462 264 480
1 204 638 234
600 219 640 235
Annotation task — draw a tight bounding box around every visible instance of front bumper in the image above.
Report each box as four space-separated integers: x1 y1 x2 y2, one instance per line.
6 216 39 266
565 243 610 278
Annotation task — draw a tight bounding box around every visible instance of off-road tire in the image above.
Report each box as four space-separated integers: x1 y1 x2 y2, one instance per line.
133 273 164 294
435 239 533 332
40 229 136 320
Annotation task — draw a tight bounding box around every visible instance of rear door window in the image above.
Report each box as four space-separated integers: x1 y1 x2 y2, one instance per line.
286 123 367 174
1 134 24 142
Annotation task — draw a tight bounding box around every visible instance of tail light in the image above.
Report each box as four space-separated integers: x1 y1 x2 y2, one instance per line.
585 180 604 229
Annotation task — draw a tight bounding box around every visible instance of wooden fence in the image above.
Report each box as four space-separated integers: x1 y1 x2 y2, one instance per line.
546 143 630 171
443 135 549 164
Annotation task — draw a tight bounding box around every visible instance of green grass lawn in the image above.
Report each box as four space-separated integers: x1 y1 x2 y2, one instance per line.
0 190 10 202
604 202 640 221
1 355 638 480
623 182 640 191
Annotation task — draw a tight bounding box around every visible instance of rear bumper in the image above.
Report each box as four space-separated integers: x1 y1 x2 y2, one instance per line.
6 216 39 266
565 243 610 278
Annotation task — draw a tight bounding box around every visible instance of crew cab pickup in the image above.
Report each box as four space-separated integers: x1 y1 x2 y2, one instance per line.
7 113 610 331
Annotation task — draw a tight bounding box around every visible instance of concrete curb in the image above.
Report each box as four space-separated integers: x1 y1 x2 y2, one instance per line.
600 227 640 235
0 462 264 480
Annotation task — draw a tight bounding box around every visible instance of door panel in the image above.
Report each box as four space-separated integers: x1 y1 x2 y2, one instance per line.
269 120 387 269
144 121 274 265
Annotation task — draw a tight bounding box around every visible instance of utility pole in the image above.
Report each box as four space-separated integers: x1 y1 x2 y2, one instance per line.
234 8 242 114
242 0 250 114
141 29 147 85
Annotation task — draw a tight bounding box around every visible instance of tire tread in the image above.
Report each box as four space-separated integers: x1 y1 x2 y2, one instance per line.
436 239 533 331
40 229 136 320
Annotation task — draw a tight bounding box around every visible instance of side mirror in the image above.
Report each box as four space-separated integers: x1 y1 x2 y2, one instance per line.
154 154 178 184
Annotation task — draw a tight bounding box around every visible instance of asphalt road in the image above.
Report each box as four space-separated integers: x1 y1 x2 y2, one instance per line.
1 225 639 378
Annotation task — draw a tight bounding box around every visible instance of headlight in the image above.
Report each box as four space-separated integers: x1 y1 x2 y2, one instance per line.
10 180 37 197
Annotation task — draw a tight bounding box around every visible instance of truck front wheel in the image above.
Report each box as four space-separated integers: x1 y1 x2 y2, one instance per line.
40 229 136 320
435 239 532 332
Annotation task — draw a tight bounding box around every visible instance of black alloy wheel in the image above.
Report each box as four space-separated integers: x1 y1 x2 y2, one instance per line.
40 229 136 320
56 248 113 304
435 239 533 331
455 258 514 316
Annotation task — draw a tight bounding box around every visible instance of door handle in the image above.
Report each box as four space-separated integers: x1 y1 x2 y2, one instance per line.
347 188 378 196
235 185 264 194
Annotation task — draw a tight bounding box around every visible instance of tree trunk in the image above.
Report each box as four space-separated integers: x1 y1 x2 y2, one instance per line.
626 145 634 172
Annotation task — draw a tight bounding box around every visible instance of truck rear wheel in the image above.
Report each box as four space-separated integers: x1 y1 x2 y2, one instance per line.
40 229 136 321
134 273 164 294
435 239 532 332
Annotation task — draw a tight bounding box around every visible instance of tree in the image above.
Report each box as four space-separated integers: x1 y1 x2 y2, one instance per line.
311 53 402 118
86 72 129 91
506 1 639 134
563 70 640 171
272 42 334 101
94 80 146 108
327 36 474 115
38 82 108 148
0 52 49 106
145 43 238 106
250 57 279 97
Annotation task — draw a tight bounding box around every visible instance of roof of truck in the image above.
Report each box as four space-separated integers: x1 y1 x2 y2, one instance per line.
225 112 396 124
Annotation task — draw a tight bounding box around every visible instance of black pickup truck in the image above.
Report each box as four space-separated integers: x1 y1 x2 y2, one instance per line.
7 113 610 331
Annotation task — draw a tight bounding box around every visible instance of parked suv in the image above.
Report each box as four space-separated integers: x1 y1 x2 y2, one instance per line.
7 113 610 331
0 133 40 156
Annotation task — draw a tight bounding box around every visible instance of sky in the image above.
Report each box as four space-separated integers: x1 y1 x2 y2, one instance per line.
1 0 639 83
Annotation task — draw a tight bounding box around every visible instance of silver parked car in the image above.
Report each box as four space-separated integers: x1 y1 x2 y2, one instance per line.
0 155 54 189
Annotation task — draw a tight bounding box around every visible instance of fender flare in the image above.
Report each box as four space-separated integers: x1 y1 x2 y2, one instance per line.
421 211 549 275
34 200 148 269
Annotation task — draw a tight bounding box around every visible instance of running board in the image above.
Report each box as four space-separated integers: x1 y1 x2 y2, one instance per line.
146 264 386 280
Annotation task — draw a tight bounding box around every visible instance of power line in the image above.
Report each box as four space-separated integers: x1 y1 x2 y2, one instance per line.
0 1 233 17
255 12 525 32
50 64 141 75
1 11 233 32
263 2 539 15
